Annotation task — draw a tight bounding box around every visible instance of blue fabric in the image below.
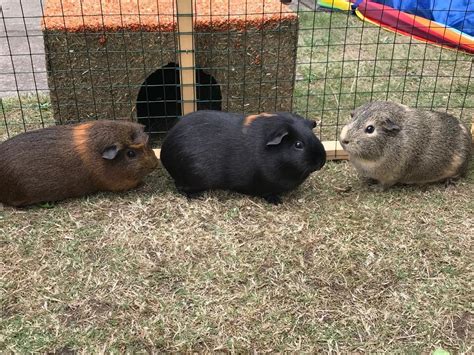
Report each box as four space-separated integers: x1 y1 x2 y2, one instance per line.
372 0 474 36
351 0 364 10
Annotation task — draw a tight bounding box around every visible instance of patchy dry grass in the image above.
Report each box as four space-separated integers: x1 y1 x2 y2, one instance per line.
1 8 473 353
1 162 473 352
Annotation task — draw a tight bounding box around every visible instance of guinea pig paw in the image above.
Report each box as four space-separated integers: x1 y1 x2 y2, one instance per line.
263 195 283 205
361 177 379 186
444 178 458 188
176 187 205 200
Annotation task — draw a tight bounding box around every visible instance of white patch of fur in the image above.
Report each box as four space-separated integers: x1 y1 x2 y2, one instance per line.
340 125 349 142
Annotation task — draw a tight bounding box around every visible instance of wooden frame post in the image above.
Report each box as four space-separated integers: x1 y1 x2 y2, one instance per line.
157 0 349 161
176 0 197 115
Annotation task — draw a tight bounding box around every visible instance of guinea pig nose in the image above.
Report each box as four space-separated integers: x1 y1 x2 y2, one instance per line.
342 139 350 145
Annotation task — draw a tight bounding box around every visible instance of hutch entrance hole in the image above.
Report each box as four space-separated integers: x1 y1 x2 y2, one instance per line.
136 62 222 134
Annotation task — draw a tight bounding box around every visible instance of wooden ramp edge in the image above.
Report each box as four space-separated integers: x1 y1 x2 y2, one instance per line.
322 140 348 160
152 140 348 162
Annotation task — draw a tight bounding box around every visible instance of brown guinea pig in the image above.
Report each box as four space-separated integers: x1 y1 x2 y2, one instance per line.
0 120 159 207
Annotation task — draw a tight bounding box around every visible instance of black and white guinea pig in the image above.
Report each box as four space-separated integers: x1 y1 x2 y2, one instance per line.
160 110 326 204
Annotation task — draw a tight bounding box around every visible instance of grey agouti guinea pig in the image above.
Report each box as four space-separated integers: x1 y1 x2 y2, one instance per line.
339 101 472 190
0 120 159 207
160 110 326 204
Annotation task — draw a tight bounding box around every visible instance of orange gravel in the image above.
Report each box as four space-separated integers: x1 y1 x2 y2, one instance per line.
43 0 296 32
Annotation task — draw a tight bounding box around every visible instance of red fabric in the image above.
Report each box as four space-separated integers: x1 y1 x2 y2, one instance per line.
357 0 474 53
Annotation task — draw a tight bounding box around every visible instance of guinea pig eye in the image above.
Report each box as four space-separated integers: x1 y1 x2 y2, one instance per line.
126 150 136 158
294 141 304 150
365 125 375 134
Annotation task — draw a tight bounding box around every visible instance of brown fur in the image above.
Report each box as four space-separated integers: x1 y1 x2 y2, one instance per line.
243 112 277 127
0 120 159 207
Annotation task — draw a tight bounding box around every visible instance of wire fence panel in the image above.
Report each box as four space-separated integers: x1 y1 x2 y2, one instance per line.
1 0 472 143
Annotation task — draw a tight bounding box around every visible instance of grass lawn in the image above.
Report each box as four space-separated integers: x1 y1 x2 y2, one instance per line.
2 160 473 352
294 10 474 141
1 8 473 353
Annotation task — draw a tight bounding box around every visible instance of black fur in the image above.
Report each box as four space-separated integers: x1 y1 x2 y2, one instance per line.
160 110 326 204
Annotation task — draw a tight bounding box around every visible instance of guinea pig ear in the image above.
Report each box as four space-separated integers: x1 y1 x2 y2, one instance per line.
132 131 149 145
382 118 401 132
266 130 289 146
102 144 122 160
303 119 316 129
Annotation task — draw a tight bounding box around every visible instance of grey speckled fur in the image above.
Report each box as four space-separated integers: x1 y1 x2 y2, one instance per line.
339 101 472 189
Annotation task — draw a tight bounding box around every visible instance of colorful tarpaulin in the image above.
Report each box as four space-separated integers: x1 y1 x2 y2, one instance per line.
317 0 474 54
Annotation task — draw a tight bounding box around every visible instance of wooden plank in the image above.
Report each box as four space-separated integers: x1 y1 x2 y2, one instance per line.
176 0 196 115
322 140 349 160
153 140 349 162
471 119 474 144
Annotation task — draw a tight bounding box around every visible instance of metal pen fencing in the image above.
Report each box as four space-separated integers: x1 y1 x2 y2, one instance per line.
1 0 472 157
